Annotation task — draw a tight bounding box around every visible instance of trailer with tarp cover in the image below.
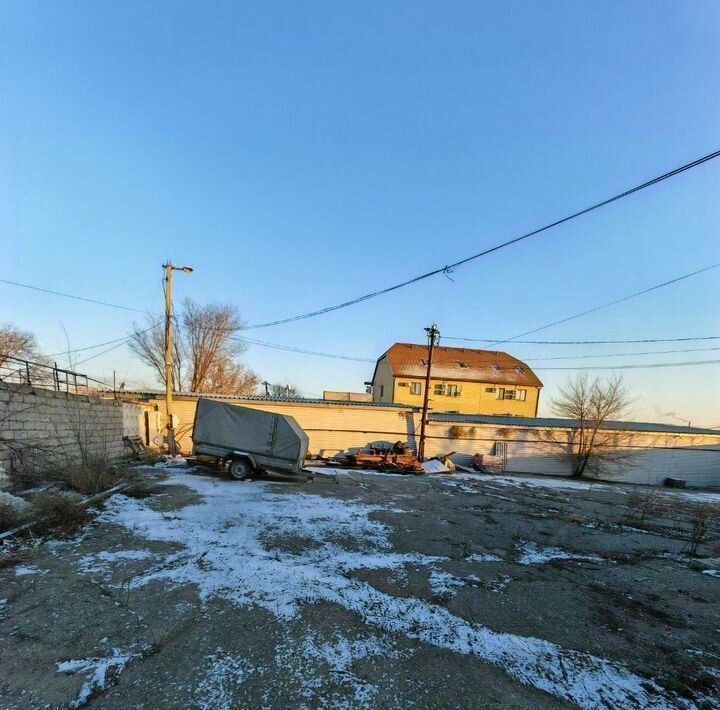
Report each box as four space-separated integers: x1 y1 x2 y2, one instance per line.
192 398 309 480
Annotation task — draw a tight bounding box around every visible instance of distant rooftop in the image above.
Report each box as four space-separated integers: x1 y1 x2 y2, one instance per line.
119 390 416 409
430 412 720 436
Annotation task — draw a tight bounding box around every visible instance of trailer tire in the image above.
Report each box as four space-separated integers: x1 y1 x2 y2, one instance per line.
228 458 253 481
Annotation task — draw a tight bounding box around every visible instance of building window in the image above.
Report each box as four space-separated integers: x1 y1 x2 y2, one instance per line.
447 384 460 397
515 366 525 374
410 382 422 395
517 389 527 401
496 388 519 400
485 387 496 393
380 385 384 398
492 364 503 372
458 361 468 368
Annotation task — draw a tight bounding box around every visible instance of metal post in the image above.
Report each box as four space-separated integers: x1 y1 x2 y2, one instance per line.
418 324 440 461
163 262 176 455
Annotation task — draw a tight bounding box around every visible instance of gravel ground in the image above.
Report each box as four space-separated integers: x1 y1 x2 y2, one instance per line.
0 465 718 709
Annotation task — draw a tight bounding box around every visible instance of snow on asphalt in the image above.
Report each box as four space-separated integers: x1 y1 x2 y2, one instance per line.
57 648 139 709
516 540 605 566
74 468 682 709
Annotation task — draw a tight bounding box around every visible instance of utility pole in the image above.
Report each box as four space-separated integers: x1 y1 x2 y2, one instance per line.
418 323 440 461
163 261 193 455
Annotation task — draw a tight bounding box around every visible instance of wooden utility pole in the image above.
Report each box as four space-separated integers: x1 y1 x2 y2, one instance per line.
162 261 193 455
418 323 440 460
163 262 176 455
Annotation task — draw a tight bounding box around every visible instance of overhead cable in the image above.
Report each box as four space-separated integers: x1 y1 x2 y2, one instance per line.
243 149 720 329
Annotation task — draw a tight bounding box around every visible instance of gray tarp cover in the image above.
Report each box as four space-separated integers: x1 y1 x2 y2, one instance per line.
193 398 308 464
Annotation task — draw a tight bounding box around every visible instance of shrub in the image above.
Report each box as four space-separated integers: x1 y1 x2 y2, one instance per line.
63 459 121 495
0 500 23 532
448 425 475 439
32 493 90 533
688 504 718 556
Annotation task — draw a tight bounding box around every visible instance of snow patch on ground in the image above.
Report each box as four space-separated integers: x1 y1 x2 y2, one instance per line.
307 466 411 479
154 456 188 468
701 569 720 578
516 541 605 566
466 553 503 563
79 549 156 574
429 569 465 598
91 471 676 709
660 490 720 504
286 632 404 709
194 651 257 710
0 491 32 514
477 475 612 492
57 648 137 708
14 564 48 576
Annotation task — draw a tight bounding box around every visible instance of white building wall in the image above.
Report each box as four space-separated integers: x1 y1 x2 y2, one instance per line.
590 446 720 487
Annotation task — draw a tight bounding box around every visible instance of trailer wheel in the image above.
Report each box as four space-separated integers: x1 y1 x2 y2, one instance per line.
228 458 253 481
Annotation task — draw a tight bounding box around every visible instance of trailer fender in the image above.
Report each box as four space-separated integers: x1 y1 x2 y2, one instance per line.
227 451 258 469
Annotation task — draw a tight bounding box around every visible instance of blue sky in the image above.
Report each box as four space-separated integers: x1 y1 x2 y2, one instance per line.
1 1 719 425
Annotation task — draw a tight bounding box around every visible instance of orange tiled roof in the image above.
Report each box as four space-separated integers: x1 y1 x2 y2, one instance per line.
379 343 543 387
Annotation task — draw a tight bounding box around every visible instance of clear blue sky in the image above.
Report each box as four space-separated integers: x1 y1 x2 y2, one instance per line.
1 1 719 425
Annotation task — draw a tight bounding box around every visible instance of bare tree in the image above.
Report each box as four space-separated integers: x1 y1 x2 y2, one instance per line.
269 383 301 398
202 354 259 395
128 316 183 387
0 324 42 368
128 300 259 395
549 373 633 477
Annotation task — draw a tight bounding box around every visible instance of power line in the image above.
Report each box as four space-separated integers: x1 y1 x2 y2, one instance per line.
45 322 161 362
237 335 720 370
479 262 719 349
534 359 720 371
74 338 137 366
0 278 147 313
443 335 720 345
523 346 720 361
47 332 144 357
235 336 375 363
242 148 720 329
3 150 718 331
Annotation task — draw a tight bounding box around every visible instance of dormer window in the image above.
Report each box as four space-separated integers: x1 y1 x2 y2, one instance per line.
458 361 468 368
516 366 525 374
421 358 429 366
492 364 502 372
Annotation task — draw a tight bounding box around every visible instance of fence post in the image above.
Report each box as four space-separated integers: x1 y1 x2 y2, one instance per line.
25 360 31 386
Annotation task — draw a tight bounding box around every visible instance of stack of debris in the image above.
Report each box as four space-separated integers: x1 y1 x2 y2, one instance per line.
343 441 423 474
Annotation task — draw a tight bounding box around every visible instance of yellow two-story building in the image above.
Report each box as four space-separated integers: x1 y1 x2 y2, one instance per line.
371 343 542 416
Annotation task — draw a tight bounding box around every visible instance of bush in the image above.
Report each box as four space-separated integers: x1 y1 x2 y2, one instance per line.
448 425 475 439
0 500 23 532
63 459 121 495
32 493 90 533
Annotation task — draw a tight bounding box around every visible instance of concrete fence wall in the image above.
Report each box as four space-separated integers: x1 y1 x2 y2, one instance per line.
0 382 140 486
